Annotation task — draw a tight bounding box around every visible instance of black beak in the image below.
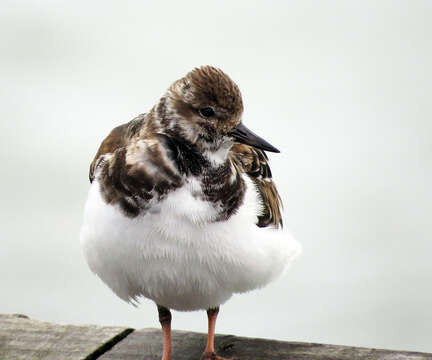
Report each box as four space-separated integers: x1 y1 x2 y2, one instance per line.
229 123 280 153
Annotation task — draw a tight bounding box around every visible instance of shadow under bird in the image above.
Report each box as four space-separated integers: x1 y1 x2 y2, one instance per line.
80 66 301 360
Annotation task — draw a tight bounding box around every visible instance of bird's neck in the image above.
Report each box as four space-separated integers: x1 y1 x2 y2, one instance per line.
201 139 233 167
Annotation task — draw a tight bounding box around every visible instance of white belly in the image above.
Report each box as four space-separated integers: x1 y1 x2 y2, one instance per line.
80 176 301 311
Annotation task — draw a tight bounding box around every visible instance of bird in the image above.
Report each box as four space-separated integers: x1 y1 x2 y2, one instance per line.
80 66 301 360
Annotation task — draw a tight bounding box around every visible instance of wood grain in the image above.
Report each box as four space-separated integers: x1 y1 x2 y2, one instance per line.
0 313 133 360
1 314 431 360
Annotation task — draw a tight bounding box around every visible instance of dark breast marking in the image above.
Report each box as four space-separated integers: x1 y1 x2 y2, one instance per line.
161 132 205 176
162 133 246 222
201 163 245 222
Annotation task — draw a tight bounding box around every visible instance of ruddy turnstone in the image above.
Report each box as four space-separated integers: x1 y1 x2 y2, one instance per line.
80 66 301 360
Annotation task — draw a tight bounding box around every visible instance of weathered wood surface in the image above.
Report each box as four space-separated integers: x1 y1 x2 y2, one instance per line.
100 328 432 360
0 313 133 360
1 313 431 360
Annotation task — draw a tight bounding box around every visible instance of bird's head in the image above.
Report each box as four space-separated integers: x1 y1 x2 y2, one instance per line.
154 66 279 157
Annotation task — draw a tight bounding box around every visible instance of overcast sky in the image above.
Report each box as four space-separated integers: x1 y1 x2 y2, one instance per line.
1 0 431 353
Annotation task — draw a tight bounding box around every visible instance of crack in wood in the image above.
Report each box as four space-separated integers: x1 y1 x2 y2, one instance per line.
84 328 135 360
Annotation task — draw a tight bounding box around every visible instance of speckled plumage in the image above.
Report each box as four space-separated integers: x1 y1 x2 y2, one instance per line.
88 67 282 227
80 66 301 360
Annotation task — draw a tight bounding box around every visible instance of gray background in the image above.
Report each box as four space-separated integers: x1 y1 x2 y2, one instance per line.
1 0 431 353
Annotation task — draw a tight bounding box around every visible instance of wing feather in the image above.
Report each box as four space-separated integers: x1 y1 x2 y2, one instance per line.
230 144 283 228
89 114 145 183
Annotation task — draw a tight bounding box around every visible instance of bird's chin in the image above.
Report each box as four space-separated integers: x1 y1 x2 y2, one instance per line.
208 138 234 154
197 135 232 153
221 138 234 150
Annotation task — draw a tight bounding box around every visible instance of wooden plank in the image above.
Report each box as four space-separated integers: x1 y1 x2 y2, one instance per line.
0 314 133 360
99 328 432 360
1 314 431 360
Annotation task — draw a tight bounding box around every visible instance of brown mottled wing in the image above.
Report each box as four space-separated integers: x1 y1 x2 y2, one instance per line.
89 115 145 183
88 114 184 218
230 144 283 228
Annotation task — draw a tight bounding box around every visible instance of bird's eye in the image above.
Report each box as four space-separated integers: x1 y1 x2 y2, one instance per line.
199 107 215 118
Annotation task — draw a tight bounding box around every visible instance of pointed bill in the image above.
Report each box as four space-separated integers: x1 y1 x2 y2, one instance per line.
229 123 280 153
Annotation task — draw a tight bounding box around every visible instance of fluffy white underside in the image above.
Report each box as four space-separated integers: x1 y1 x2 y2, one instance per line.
80 175 301 311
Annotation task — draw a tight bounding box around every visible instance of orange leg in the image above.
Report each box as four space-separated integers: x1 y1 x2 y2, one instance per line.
201 307 234 360
157 304 172 360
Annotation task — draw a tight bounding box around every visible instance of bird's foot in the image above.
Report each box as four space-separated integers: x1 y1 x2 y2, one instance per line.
200 351 235 360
